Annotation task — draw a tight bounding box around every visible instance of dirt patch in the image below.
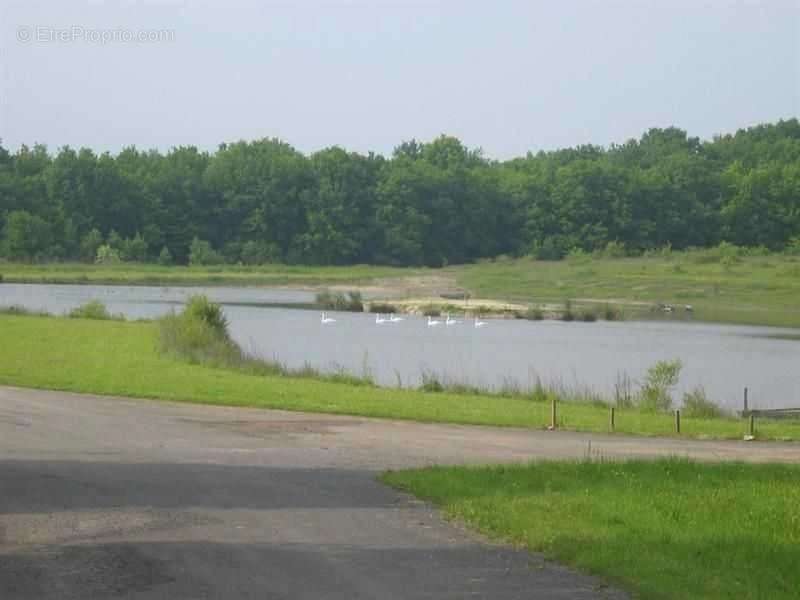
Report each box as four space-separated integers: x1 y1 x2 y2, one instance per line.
323 273 460 300
192 418 365 437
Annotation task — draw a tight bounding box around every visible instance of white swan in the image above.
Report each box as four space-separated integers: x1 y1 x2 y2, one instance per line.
445 312 460 326
427 315 442 327
389 313 404 323
474 316 487 328
321 312 336 324
375 313 388 324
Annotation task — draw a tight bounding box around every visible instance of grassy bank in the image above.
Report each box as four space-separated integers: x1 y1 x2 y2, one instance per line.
382 459 800 600
4 248 800 328
0 314 798 440
0 262 415 287
453 251 800 328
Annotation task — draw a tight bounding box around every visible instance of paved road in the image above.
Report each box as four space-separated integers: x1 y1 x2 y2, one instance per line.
1 387 797 599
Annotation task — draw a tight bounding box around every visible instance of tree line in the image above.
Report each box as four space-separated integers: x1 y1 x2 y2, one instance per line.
1 119 799 266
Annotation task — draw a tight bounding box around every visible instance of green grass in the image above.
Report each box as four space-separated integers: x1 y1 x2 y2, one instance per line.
451 252 800 328
0 314 798 441
382 459 800 600
0 261 418 287
4 250 800 328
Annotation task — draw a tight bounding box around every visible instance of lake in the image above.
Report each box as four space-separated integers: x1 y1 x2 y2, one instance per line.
2 283 798 410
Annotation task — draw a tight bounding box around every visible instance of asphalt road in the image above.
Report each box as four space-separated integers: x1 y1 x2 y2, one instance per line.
2 387 797 599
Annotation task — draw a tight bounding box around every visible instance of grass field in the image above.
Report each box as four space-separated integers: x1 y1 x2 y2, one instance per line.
453 252 800 327
382 459 800 600
0 314 798 441
0 261 415 287
3 249 800 328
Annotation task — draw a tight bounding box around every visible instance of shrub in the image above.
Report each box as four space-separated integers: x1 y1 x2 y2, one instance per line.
241 240 280 265
579 309 597 322
601 240 627 259
422 305 441 317
68 300 121 321
532 237 566 261
0 304 50 317
603 304 623 321
158 246 173 266
95 244 121 264
420 370 445 393
785 237 800 256
519 306 544 320
637 359 682 412
560 299 575 322
183 295 228 334
120 233 148 262
316 290 364 312
80 228 103 262
682 386 725 418
369 302 397 314
189 237 224 266
566 247 590 264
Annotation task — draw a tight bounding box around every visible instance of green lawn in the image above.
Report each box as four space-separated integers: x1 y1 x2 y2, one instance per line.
0 261 417 287
382 459 800 600
452 253 800 327
0 314 798 441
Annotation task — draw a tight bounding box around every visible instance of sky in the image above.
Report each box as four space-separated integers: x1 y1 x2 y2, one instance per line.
1 0 798 160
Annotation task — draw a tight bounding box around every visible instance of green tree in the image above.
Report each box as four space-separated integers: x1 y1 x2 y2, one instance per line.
1 210 51 260
79 228 104 262
158 245 173 265
189 237 223 265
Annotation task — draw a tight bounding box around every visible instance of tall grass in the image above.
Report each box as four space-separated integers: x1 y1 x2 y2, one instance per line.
159 295 375 386
0 305 51 317
68 300 123 321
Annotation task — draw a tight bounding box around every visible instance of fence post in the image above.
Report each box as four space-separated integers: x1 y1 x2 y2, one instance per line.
675 409 681 434
743 387 749 414
550 396 557 430
609 406 615 432
749 414 755 438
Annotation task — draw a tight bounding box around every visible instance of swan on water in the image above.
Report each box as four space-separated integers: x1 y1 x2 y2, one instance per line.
474 316 487 328
427 315 442 327
375 313 388 324
445 313 460 325
321 312 336 324
389 313 404 323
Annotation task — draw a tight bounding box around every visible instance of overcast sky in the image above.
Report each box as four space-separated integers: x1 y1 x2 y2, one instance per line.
1 0 798 159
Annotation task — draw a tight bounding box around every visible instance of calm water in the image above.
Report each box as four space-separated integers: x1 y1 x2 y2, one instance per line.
2 283 798 410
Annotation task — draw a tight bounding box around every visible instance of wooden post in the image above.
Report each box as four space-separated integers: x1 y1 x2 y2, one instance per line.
749 414 755 438
609 406 615 432
675 409 681 434
743 387 749 414
550 396 557 430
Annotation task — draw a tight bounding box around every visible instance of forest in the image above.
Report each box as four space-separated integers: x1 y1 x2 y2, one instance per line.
1 119 799 266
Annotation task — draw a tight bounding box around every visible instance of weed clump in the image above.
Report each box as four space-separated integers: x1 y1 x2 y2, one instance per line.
682 386 726 418
369 302 398 314
637 359 682 412
560 299 575 322
68 300 122 321
316 290 364 312
517 306 544 320
0 304 51 317
160 295 375 386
